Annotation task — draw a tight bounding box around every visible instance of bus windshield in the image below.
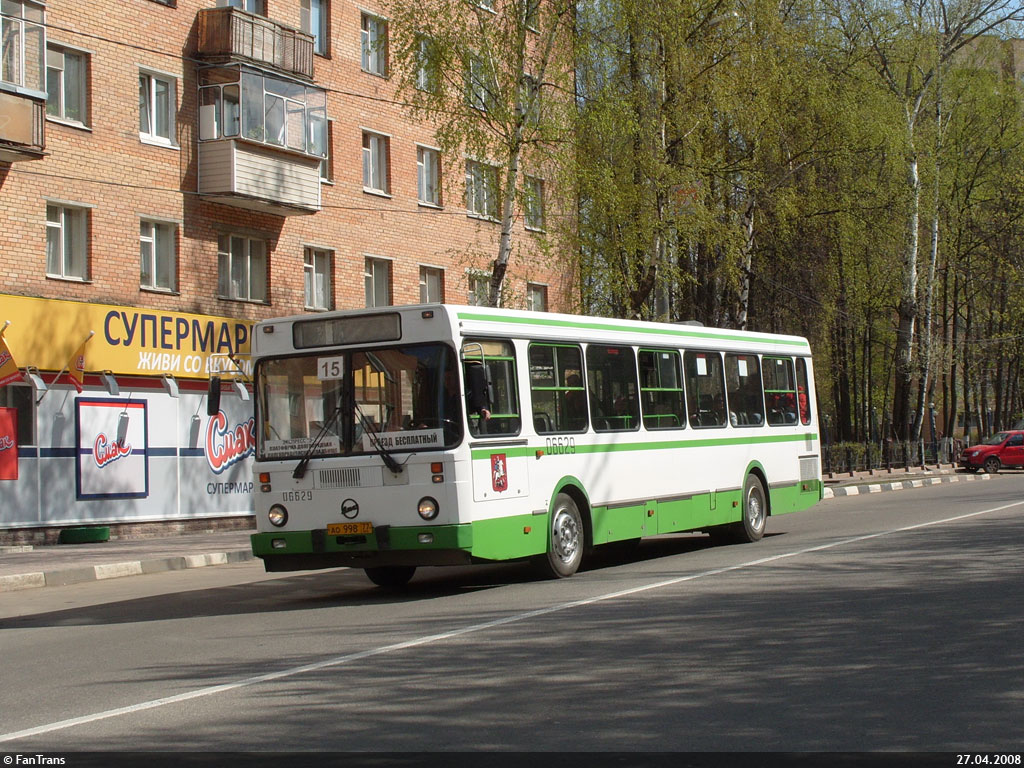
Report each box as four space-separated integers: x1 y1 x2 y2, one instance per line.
257 342 461 460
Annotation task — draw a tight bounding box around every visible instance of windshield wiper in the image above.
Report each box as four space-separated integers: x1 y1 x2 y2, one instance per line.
355 403 404 474
293 401 344 479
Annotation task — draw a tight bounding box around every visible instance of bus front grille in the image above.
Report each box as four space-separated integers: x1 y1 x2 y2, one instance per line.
318 468 364 488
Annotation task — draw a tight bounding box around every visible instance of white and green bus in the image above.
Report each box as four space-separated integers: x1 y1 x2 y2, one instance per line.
246 304 822 586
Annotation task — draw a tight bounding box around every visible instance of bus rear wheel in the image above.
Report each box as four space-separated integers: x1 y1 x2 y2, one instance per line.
730 474 767 543
535 493 584 579
364 566 416 588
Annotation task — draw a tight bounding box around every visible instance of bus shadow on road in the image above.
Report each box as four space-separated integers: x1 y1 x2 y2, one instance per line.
1 531 771 629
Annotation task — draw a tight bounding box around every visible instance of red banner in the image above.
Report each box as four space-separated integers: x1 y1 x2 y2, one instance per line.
0 407 18 480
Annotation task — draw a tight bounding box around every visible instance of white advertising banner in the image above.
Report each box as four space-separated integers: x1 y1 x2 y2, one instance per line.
76 398 149 499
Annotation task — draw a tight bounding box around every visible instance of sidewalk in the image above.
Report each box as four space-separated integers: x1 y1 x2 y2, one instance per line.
0 466 989 593
0 530 255 593
822 464 989 498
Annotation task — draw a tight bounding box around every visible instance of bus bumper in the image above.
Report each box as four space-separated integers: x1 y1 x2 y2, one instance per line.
251 524 474 572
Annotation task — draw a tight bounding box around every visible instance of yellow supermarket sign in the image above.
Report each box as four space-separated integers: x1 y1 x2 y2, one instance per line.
0 294 253 380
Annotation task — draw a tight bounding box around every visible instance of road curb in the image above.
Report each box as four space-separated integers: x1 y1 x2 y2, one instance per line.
0 549 255 593
823 472 990 499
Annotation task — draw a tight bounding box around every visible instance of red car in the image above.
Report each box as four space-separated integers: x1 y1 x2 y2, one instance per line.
960 430 1024 473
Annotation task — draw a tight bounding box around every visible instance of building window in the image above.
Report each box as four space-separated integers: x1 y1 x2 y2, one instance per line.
301 0 328 56
305 247 332 310
217 0 264 13
526 282 547 312
140 220 177 292
468 272 490 306
525 0 540 30
365 257 391 308
1 0 45 93
320 119 333 181
415 34 437 92
361 14 388 77
218 235 267 302
420 266 443 303
417 146 441 206
363 131 390 194
46 45 87 125
466 160 499 219
139 70 177 146
466 52 493 112
520 73 540 125
46 204 88 281
524 176 545 231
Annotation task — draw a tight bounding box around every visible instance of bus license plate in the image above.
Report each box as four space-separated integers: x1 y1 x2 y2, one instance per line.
327 523 373 536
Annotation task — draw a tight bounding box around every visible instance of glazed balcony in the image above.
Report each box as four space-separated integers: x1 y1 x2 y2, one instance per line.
0 91 45 162
196 6 314 81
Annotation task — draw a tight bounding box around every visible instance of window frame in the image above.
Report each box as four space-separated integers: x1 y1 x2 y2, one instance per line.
763 355 798 426
301 0 329 56
217 234 267 303
304 246 333 311
724 353 765 428
466 159 499 220
417 145 441 207
684 350 727 429
0 0 46 96
45 202 89 282
462 339 522 437
419 265 444 303
529 342 587 434
362 130 391 195
526 282 547 312
467 271 490 306
138 68 178 147
360 13 388 77
139 218 178 293
364 256 392 308
45 44 88 127
638 347 686 431
524 175 545 231
586 344 640 433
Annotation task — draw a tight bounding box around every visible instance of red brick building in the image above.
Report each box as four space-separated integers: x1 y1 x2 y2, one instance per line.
0 0 571 540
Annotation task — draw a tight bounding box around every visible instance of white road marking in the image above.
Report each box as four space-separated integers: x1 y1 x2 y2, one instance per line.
2 499 1022 744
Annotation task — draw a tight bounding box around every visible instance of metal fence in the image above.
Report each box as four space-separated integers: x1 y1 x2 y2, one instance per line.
821 438 962 476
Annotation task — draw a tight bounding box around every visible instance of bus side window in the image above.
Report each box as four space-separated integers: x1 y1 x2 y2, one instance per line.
763 356 797 426
586 345 639 432
462 339 522 437
684 351 726 428
725 353 764 428
795 357 812 426
638 349 686 430
529 343 586 434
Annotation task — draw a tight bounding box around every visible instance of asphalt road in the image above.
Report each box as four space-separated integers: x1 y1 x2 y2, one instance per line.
1 475 1023 753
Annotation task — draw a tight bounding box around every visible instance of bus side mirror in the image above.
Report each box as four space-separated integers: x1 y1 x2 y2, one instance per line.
465 363 490 414
207 376 222 416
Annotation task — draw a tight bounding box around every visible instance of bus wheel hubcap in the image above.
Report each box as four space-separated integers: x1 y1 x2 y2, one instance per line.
747 488 765 532
552 509 580 563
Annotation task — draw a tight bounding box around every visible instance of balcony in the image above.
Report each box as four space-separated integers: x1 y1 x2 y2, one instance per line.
196 6 314 81
0 91 45 162
198 139 322 216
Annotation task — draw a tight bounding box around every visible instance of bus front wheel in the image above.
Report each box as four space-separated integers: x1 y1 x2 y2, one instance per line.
364 566 417 588
535 493 584 579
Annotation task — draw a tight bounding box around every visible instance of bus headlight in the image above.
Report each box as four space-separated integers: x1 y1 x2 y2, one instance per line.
417 497 439 521
268 504 288 527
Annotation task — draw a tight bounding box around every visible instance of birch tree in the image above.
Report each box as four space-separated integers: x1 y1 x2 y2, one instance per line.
383 0 576 307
